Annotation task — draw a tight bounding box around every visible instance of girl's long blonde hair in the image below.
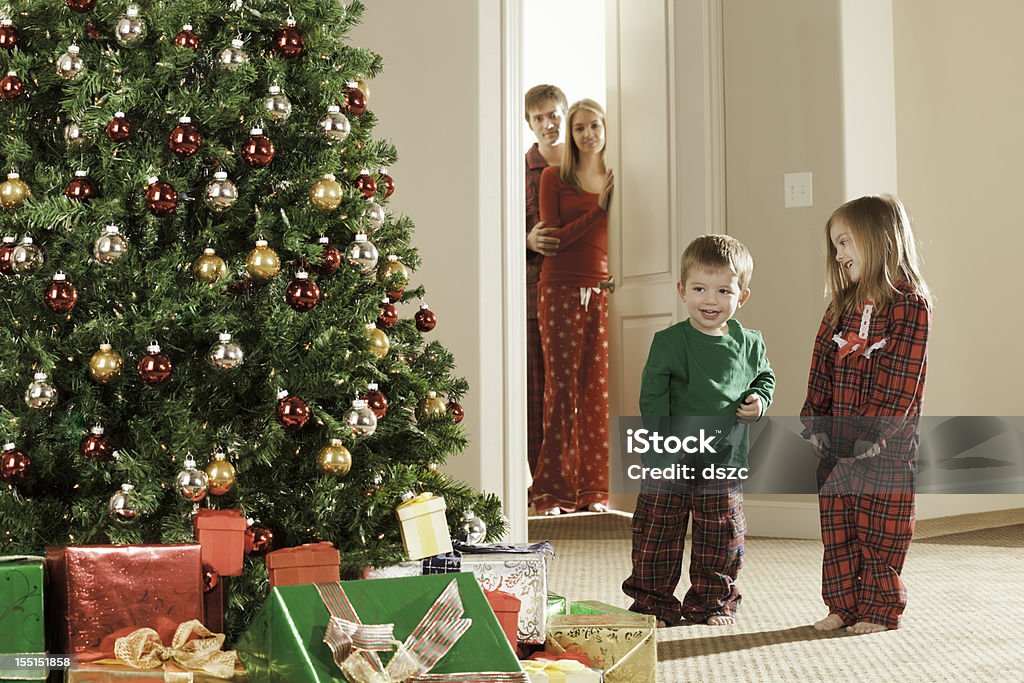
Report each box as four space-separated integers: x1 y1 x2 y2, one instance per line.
559 99 606 192
825 194 931 326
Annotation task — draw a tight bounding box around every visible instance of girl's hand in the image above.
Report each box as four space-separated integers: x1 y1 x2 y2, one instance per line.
853 439 881 459
598 169 614 210
809 432 831 458
736 394 762 423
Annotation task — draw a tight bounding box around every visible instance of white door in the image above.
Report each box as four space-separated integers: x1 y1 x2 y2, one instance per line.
605 0 725 511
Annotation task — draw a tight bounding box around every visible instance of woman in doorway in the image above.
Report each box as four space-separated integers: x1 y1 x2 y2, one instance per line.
532 99 614 515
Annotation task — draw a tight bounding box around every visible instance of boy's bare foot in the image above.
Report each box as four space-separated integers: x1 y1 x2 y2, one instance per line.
706 614 735 626
847 621 888 634
587 502 609 513
542 507 561 516
657 619 668 628
813 613 846 631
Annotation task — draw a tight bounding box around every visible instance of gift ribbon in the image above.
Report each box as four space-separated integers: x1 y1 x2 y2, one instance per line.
832 301 887 361
108 619 238 679
396 492 439 512
315 580 529 683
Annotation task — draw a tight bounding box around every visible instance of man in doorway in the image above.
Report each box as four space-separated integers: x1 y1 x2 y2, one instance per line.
525 84 567 476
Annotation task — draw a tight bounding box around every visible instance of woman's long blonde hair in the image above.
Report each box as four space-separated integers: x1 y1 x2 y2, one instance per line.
824 194 931 326
559 99 606 192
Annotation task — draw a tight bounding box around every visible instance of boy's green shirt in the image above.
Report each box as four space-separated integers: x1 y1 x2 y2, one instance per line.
639 318 775 467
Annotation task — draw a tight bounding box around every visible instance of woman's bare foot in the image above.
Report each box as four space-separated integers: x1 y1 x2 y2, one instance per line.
813 613 846 631
847 621 888 635
706 614 735 626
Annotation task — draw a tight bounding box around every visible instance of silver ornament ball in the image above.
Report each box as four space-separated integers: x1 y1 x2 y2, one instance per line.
204 172 238 212
114 6 147 47
208 333 244 371
109 483 139 523
24 372 57 410
93 225 127 265
56 45 85 80
344 399 377 438
458 509 487 544
11 237 43 273
346 234 378 273
218 39 249 70
364 200 386 231
175 455 209 502
318 105 351 143
264 86 292 121
64 122 86 147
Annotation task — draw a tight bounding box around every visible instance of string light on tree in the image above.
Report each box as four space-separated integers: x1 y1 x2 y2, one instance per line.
137 341 173 386
346 233 378 273
144 177 178 216
44 272 78 313
344 398 377 438
218 38 249 70
93 225 127 265
272 16 303 59
378 168 395 198
275 390 311 431
175 454 209 502
344 81 367 116
264 85 292 121
168 116 202 157
174 23 199 50
415 303 437 332
24 372 57 410
205 451 236 495
317 439 352 476
354 168 377 198
1 443 31 484
365 323 389 359
114 5 147 47
318 105 350 143
204 171 238 213
79 425 114 460
65 170 99 202
241 127 275 168
55 45 85 80
0 20 22 51
0 172 31 209
89 344 124 385
193 247 227 283
0 71 24 101
11 237 44 274
310 173 342 212
245 239 281 280
208 333 244 371
285 270 321 311
108 483 139 523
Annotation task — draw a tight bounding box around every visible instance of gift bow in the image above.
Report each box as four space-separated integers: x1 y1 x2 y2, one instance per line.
832 301 887 361
316 579 528 683
112 619 238 679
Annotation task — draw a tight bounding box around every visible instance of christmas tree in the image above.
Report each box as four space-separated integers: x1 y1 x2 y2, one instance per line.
0 0 504 638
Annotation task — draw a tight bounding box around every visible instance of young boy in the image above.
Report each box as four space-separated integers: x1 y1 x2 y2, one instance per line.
622 235 775 626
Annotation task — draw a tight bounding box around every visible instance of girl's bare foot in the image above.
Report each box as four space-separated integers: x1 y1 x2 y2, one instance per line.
847 621 888 634
813 613 846 631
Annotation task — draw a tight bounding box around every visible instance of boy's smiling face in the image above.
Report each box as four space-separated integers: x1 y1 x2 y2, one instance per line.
678 267 750 336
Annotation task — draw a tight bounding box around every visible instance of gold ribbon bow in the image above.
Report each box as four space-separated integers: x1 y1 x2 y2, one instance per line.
113 619 238 679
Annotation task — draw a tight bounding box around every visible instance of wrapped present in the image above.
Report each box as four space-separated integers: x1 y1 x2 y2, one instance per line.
204 579 226 635
45 545 204 662
568 601 632 616
484 589 521 648
520 659 603 683
193 509 248 577
370 552 549 645
66 620 245 682
395 491 453 560
422 552 461 574
546 593 568 624
236 572 529 682
546 614 656 683
265 542 339 589
0 556 46 681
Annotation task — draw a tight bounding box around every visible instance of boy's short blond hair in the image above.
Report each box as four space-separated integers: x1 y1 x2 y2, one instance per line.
679 234 754 290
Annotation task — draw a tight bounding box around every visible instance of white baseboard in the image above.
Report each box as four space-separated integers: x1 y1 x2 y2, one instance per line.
742 499 820 540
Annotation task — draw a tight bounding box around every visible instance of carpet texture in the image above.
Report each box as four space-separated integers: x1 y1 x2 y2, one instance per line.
530 507 1024 682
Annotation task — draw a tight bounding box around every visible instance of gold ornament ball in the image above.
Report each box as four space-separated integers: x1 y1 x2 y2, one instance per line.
193 248 227 283
0 174 31 209
245 240 281 280
356 78 370 101
317 439 352 477
378 256 410 287
205 452 237 495
309 174 342 212
416 392 447 421
366 324 389 358
89 344 123 384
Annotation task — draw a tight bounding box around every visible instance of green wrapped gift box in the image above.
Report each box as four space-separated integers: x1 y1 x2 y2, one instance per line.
567 601 632 616
545 594 567 624
0 556 46 682
236 572 529 682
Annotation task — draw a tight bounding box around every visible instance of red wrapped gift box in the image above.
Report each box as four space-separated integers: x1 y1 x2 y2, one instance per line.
484 588 522 648
265 542 339 588
193 508 247 577
45 544 203 661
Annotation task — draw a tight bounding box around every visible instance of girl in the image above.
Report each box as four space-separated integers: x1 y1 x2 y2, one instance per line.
801 195 931 634
531 99 614 515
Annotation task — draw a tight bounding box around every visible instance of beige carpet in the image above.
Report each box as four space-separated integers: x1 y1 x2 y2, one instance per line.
530 507 1024 682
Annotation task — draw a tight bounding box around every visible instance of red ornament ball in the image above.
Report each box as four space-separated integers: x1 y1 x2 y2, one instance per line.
65 173 99 202
1 445 31 483
168 119 202 157
344 85 367 116
0 239 17 275
354 171 377 199
174 25 199 50
202 564 221 593
377 300 398 329
415 304 437 333
272 22 304 59
315 242 342 276
362 388 388 419
44 275 78 313
137 347 173 387
275 392 310 431
0 72 24 101
446 400 465 423
285 273 321 312
105 113 132 143
79 430 114 461
386 288 404 303
144 178 178 216
84 22 103 40
379 171 395 198
66 0 96 13
247 524 274 556
241 129 275 168
0 21 22 51
227 276 253 297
